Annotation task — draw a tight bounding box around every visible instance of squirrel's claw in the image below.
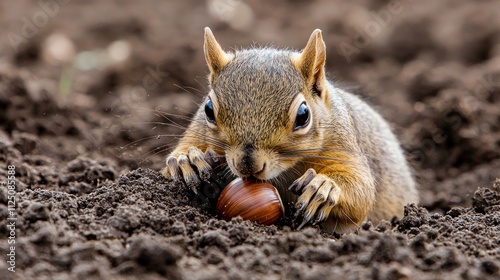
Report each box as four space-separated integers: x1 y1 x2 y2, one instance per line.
313 186 340 224
188 147 213 182
292 170 341 229
177 154 201 190
203 148 220 168
289 168 316 195
163 147 216 194
163 156 181 182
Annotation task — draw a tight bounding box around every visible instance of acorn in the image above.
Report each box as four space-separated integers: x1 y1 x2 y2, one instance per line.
216 178 284 225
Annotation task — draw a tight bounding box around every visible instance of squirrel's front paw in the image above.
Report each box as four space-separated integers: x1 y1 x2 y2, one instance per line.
162 147 219 193
289 168 341 229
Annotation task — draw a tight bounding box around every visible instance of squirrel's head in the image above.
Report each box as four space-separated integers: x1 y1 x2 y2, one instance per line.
202 27 331 180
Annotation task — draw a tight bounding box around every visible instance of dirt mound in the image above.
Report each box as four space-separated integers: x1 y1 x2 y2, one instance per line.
2 169 499 279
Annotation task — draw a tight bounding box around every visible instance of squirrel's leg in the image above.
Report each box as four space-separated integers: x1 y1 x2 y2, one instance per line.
162 144 219 193
289 169 341 229
289 162 375 232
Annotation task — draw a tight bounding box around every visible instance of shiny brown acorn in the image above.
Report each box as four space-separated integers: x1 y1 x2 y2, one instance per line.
216 178 284 225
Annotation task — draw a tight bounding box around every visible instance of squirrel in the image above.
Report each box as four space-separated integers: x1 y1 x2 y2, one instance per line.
162 27 419 233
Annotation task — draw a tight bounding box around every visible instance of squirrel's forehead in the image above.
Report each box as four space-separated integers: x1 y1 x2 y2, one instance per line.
211 49 305 128
213 50 303 95
224 50 300 77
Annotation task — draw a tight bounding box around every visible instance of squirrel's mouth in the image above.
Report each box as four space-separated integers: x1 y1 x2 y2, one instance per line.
253 162 267 177
226 148 286 181
229 164 272 181
232 170 269 181
246 173 268 181
232 165 283 181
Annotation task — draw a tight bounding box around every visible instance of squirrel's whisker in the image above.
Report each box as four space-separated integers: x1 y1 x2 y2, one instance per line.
140 145 172 163
193 77 210 95
173 83 204 95
279 154 356 165
120 134 183 151
280 147 356 154
132 121 187 131
182 135 229 150
279 146 381 163
221 165 233 179
135 106 197 120
339 207 358 229
129 143 174 165
293 160 350 170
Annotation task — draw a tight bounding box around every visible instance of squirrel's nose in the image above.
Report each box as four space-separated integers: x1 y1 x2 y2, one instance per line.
231 145 267 177
233 159 266 177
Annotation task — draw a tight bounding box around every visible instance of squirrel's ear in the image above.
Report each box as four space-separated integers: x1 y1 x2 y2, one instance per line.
204 27 233 80
292 29 327 98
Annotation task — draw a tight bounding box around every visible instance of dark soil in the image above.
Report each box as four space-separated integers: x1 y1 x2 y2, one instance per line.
1 0 500 279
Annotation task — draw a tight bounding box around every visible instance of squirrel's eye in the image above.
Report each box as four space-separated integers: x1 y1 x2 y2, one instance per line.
294 102 310 130
205 98 216 124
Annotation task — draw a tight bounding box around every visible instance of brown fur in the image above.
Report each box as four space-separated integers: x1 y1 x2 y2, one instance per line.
162 28 419 233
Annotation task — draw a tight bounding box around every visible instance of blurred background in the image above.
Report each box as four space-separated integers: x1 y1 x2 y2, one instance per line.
0 0 499 211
